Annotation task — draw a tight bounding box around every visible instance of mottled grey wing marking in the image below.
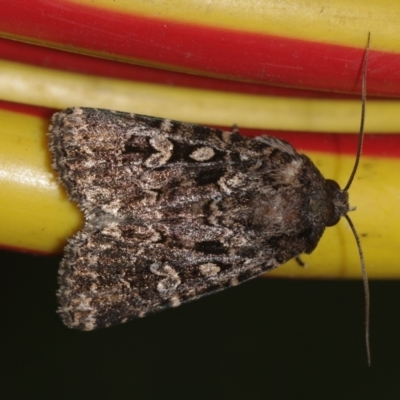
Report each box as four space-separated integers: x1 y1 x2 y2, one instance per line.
49 107 338 330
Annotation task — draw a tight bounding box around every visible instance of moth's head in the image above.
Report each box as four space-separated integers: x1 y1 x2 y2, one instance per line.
325 179 350 227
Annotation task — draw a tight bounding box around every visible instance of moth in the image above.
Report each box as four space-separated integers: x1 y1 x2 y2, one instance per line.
48 36 370 363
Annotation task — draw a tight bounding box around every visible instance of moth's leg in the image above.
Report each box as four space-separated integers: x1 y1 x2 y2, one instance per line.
294 256 307 268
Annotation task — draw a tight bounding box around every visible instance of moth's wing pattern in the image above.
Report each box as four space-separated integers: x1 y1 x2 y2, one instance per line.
49 107 328 330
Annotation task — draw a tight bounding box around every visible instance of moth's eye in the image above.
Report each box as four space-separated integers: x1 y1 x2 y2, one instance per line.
326 179 340 191
326 214 341 227
326 179 341 227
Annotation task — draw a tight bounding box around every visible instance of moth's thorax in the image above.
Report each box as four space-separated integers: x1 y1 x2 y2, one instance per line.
268 156 350 254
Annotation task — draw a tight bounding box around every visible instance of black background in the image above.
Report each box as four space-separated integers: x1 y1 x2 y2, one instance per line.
2 250 399 399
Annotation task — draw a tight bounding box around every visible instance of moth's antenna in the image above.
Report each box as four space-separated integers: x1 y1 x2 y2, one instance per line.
344 32 370 192
344 32 371 366
345 214 370 366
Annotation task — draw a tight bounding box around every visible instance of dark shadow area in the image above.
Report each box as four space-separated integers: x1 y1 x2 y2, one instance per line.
1 250 399 399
